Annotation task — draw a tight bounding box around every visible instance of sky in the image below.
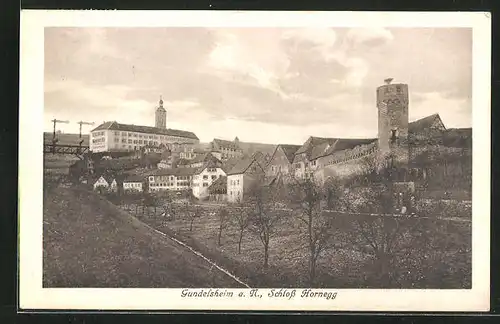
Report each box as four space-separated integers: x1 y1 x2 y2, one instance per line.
44 27 472 145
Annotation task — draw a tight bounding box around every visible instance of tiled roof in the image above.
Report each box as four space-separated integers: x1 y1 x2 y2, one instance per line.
221 157 240 173
212 138 241 150
279 144 301 163
227 157 264 176
309 138 377 160
408 113 445 133
124 174 145 182
295 136 338 156
153 167 197 177
91 121 199 140
194 155 224 175
251 151 268 166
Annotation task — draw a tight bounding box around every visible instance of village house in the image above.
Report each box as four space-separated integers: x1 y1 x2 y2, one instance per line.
123 174 145 192
192 157 226 200
184 152 223 169
92 174 115 193
179 146 207 160
265 144 301 181
210 137 244 161
142 144 167 154
148 167 196 192
226 157 266 203
292 137 338 180
157 159 173 169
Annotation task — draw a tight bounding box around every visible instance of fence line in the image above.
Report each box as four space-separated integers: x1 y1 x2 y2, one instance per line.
167 201 471 223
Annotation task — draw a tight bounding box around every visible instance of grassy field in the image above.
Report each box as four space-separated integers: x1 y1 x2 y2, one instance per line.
127 200 471 289
43 186 245 288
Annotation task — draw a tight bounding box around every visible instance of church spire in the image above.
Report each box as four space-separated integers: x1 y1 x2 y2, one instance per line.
159 95 163 108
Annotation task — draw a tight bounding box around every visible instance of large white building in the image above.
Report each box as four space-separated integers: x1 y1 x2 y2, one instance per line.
89 97 199 153
89 121 199 153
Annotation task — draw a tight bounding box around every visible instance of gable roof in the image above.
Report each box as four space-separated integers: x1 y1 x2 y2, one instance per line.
93 174 114 185
221 156 241 173
212 138 241 150
295 136 338 156
279 144 301 163
251 151 268 166
124 174 145 183
153 167 197 177
227 157 264 176
408 113 446 133
194 155 225 175
91 121 199 140
297 137 377 161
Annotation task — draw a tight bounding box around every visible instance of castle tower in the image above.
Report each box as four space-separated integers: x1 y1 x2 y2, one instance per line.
377 78 409 154
155 96 167 129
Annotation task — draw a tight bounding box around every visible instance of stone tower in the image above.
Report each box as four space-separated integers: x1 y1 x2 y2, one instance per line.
155 96 167 129
376 78 409 166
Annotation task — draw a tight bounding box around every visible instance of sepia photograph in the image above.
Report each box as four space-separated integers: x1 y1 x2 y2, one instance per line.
19 10 491 312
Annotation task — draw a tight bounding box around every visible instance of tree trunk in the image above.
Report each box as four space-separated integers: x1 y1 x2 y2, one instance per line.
238 229 244 254
190 218 194 232
263 239 269 269
218 226 223 246
309 254 317 285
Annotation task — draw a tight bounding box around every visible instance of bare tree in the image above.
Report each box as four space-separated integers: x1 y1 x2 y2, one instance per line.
247 181 281 269
341 155 413 287
217 206 230 246
289 177 338 284
233 198 251 253
188 205 202 232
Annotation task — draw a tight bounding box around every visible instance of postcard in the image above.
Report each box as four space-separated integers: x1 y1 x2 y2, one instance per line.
19 10 491 312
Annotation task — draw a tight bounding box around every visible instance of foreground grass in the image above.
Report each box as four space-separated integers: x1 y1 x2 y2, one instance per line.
43 186 244 288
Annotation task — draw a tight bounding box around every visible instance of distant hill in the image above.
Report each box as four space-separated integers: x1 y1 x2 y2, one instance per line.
238 142 277 156
44 132 89 146
199 141 277 156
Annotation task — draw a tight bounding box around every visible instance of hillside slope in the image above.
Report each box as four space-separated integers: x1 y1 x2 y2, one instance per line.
43 186 244 288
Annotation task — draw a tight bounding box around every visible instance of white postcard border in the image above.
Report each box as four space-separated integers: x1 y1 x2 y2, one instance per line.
18 10 491 312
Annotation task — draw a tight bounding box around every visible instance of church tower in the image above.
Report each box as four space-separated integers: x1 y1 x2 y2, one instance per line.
155 96 167 129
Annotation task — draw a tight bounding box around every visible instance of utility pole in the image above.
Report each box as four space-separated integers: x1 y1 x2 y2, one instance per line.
77 121 95 139
76 121 95 156
50 119 69 154
51 119 69 143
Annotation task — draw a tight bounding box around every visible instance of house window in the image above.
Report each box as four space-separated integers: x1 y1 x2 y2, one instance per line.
203 175 208 180
211 175 217 180
237 180 240 185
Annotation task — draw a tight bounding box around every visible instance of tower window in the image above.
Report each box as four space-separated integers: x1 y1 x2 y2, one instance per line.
390 129 398 143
